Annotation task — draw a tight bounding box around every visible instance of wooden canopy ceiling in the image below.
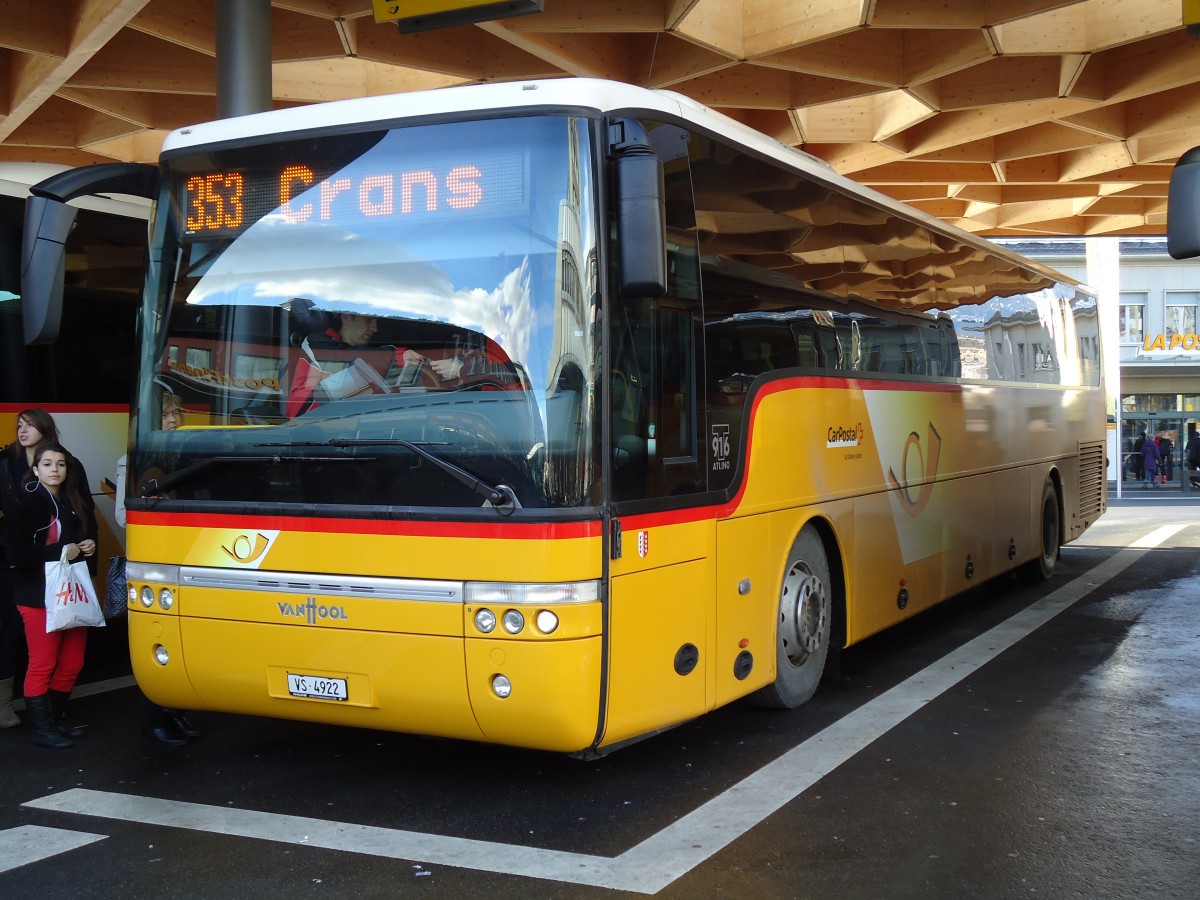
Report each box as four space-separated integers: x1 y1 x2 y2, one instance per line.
1 0 1196 238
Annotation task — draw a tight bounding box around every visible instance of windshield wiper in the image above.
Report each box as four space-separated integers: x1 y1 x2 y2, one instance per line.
138 454 370 497
257 438 519 514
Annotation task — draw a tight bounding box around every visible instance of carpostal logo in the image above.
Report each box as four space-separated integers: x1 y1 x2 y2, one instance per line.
277 598 349 624
826 422 864 449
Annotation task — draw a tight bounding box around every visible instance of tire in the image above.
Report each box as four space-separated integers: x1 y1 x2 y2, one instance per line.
1020 478 1061 583
749 525 833 709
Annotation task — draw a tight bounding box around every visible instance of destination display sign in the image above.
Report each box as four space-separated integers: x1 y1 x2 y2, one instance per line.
180 150 527 238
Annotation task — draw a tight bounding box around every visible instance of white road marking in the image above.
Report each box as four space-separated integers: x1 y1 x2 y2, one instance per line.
0 825 107 873
24 526 1186 894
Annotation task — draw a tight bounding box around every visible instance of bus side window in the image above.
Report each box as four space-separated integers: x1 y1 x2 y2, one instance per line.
792 324 820 368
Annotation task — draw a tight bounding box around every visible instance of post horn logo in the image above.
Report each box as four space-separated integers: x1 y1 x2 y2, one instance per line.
886 423 942 517
222 532 272 565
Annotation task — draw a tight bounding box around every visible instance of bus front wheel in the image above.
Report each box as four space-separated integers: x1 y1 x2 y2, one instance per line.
750 526 832 709
1020 478 1061 583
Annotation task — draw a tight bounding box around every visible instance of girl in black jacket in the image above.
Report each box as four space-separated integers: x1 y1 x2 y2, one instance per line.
4 442 97 748
1 408 66 728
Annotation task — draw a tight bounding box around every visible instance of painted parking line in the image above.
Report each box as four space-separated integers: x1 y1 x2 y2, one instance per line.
0 825 107 874
24 525 1186 894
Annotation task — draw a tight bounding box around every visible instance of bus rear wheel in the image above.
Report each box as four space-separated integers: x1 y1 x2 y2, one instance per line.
750 526 832 709
1020 478 1061 583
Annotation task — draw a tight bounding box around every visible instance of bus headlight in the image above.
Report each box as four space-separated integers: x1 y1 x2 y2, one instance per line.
140 586 155 608
474 608 497 633
491 674 512 698
501 609 525 634
153 644 170 666
535 610 559 634
158 588 175 610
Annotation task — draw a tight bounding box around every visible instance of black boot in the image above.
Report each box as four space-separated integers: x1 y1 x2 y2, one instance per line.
165 709 201 739
47 689 85 738
26 695 72 749
144 725 189 747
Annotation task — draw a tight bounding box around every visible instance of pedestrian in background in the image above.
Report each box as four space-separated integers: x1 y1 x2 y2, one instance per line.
0 409 67 728
1141 434 1162 490
3 442 97 748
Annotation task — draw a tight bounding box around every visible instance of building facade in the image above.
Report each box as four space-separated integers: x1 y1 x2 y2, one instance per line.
1008 238 1200 485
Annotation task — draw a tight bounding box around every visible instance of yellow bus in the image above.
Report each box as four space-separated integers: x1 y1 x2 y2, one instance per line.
21 80 1106 754
2 162 148 579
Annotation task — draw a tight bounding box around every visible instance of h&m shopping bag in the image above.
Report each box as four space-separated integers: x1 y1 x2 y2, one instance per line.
44 548 106 632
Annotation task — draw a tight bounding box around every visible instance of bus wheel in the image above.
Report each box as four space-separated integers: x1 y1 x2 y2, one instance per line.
750 526 832 709
1020 478 1061 583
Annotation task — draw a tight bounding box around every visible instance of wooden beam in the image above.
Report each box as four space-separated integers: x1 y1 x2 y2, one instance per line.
901 28 994 85
717 107 800 145
1131 130 1200 165
853 160 999 183
741 0 866 58
908 137 996 163
1057 104 1128 140
936 56 1062 111
753 29 904 86
644 34 737 88
499 0 665 32
272 57 465 102
128 0 216 55
82 128 167 164
670 0 744 58
803 140 901 173
0 0 150 142
76 106 144 147
67 28 217 94
993 122 1108 162
1127 83 1200 139
892 97 1095 157
0 2 70 56
355 20 560 79
475 24 645 81
272 1 363 17
991 5 1084 53
273 7 347 61
1104 29 1200 104
1058 141 1135 181
0 145 121 165
868 0 987 28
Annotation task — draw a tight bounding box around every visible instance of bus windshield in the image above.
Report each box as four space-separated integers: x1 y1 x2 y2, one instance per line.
133 115 598 512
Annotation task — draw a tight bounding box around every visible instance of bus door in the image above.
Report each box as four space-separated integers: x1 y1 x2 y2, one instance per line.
603 228 714 747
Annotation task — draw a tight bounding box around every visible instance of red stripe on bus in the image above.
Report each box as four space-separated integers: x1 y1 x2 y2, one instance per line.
0 403 130 413
126 510 601 540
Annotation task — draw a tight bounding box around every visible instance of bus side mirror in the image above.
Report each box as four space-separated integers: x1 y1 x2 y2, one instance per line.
1168 146 1200 260
612 125 667 297
21 162 158 345
20 195 77 345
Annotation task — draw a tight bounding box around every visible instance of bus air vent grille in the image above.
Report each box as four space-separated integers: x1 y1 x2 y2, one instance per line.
1077 441 1105 519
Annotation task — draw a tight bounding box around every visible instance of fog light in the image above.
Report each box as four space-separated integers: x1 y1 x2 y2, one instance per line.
535 610 559 634
474 608 496 633
158 588 174 610
140 586 154 608
502 609 524 634
491 674 512 698
153 644 170 666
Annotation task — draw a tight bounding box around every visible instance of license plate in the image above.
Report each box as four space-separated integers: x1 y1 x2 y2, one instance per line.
286 673 348 701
